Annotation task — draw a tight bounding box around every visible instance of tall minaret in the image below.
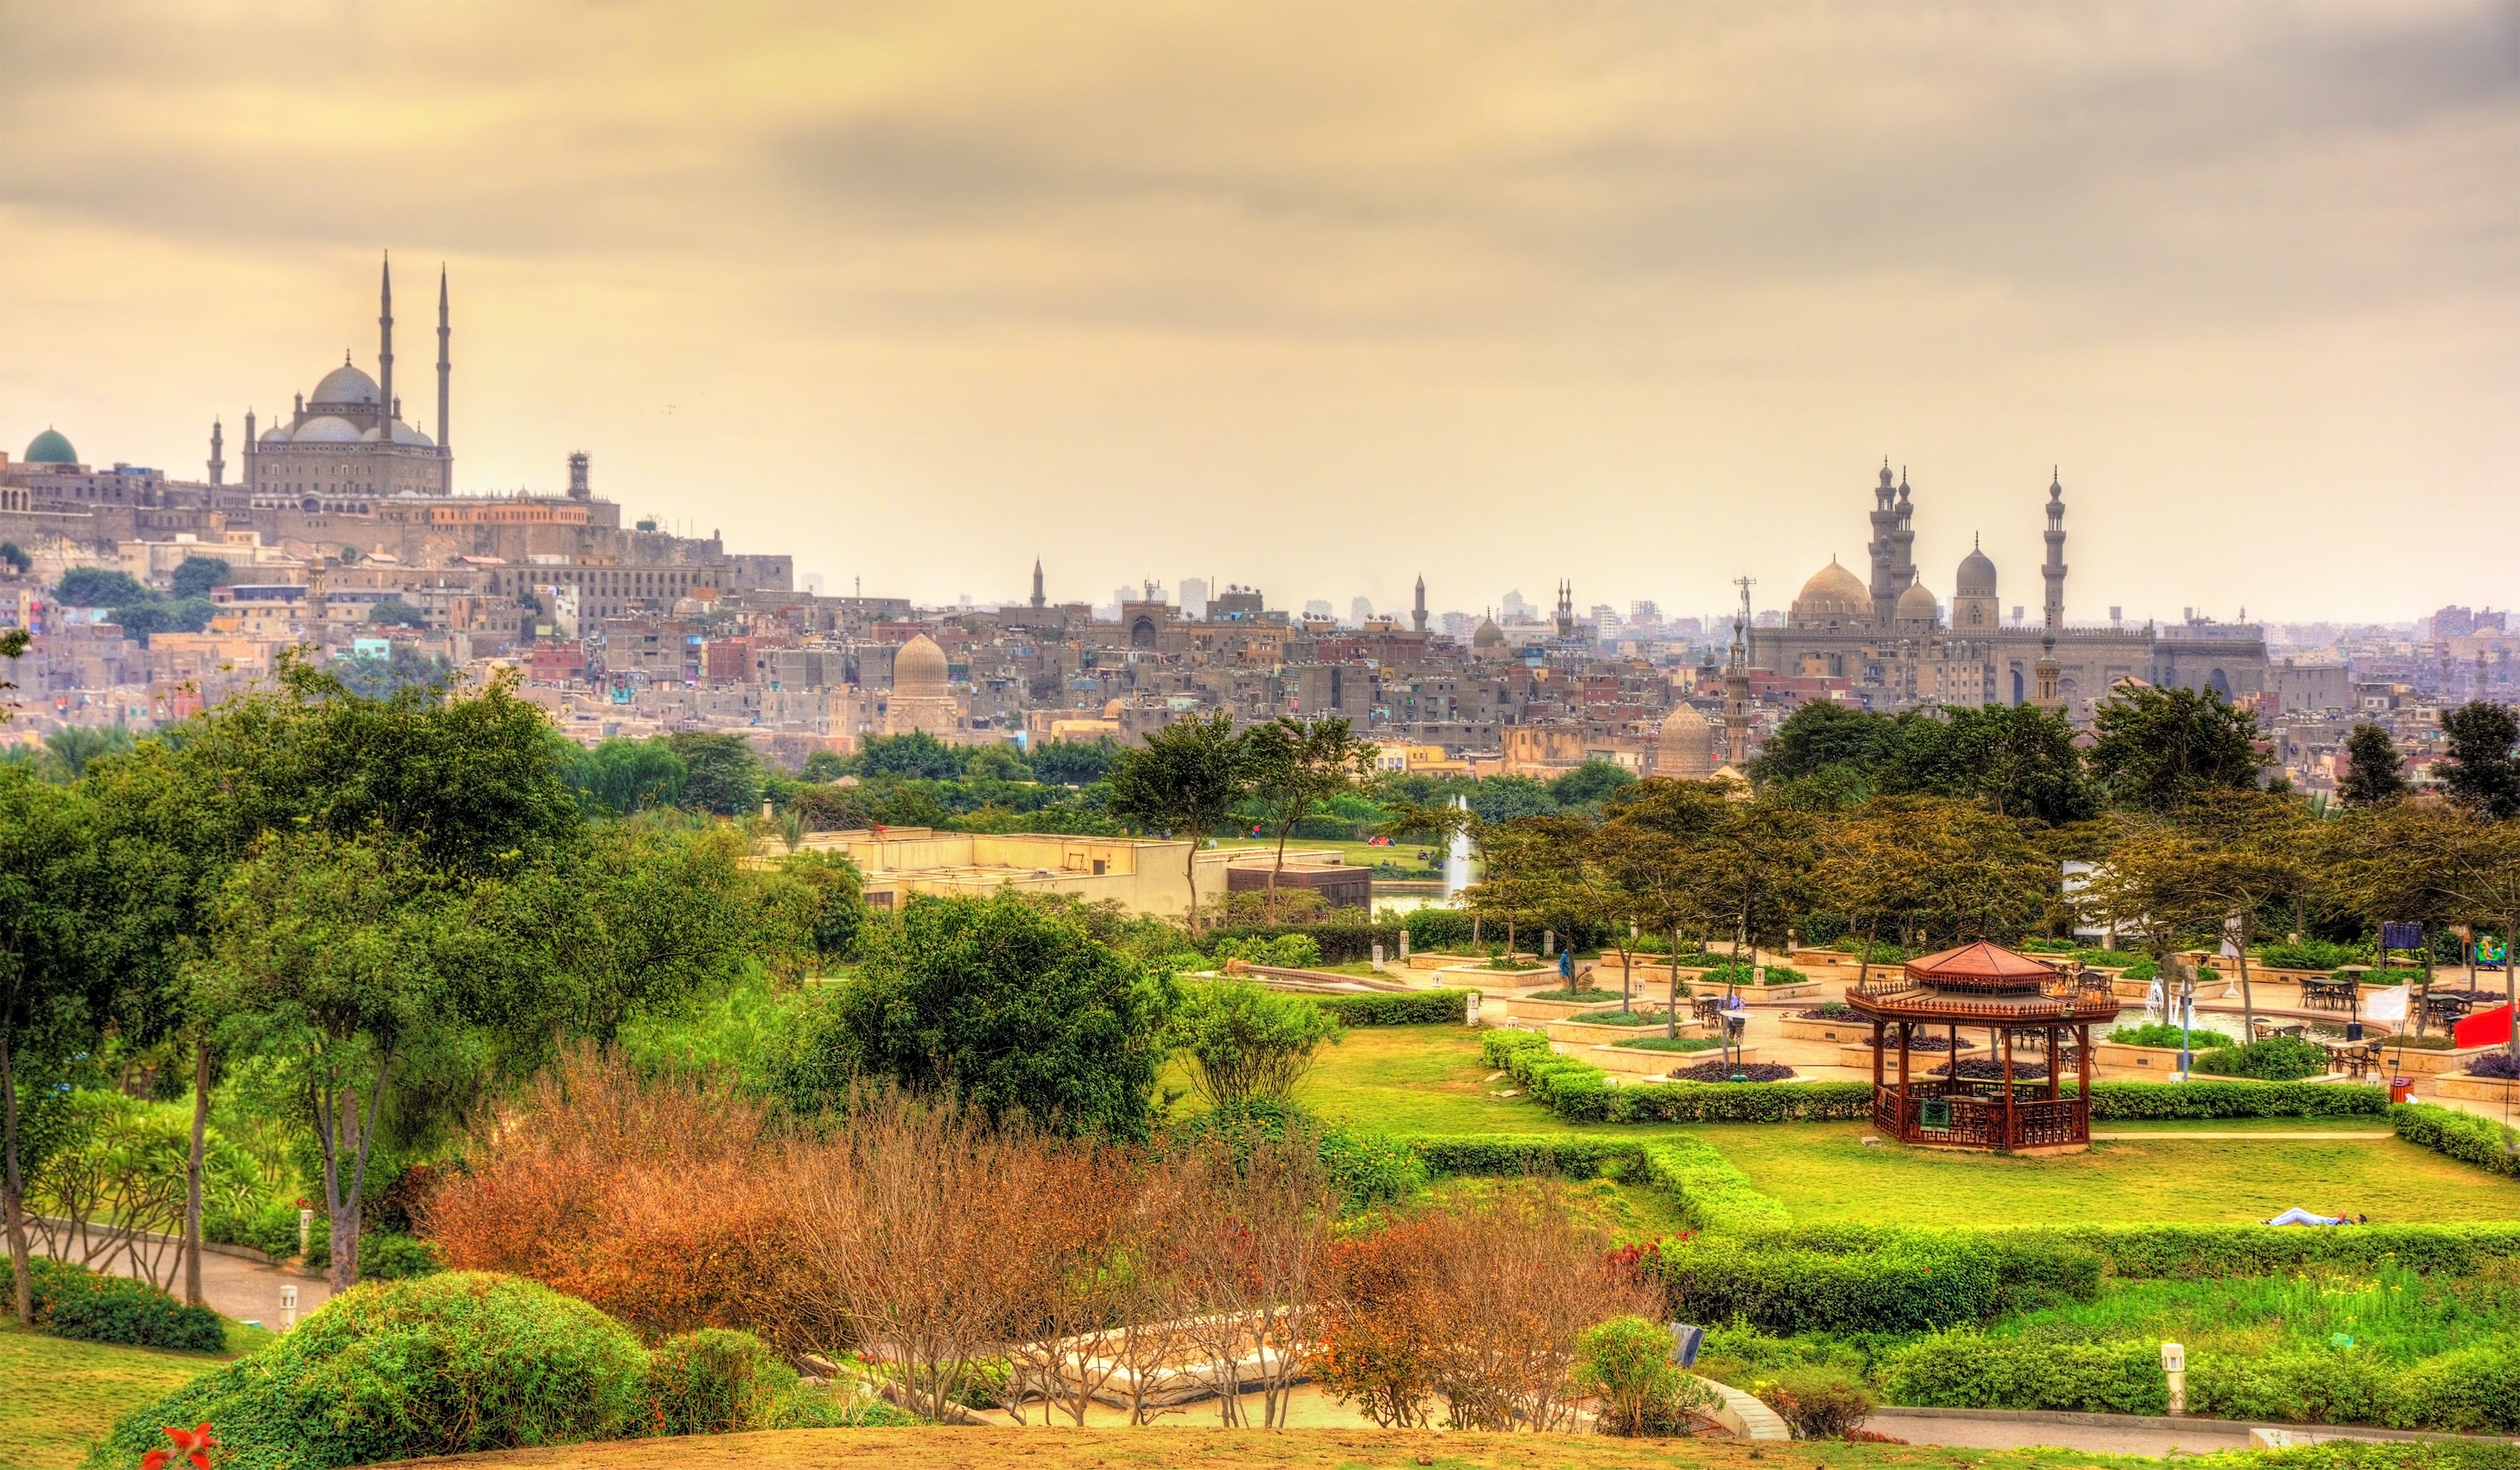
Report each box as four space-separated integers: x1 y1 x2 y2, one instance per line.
1412 574 1427 633
241 409 255 490
436 265 452 466
1554 580 1574 639
1866 459 1897 628
207 418 224 486
1892 467 1917 602
2042 466 2067 636
1724 575 1756 767
376 253 395 496
1030 557 1046 609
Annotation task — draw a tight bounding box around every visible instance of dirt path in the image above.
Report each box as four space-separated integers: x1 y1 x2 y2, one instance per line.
35 1236 331 1327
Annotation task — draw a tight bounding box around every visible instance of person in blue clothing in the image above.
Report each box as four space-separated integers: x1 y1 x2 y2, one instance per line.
1558 949 1575 982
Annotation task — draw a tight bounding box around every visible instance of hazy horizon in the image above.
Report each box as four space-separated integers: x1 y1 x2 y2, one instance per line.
2 2 2512 625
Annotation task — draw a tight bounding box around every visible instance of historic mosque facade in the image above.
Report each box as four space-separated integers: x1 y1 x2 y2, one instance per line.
243 256 454 505
1749 464 2269 721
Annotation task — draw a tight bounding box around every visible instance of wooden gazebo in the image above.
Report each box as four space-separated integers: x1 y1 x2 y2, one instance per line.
1845 940 2121 1156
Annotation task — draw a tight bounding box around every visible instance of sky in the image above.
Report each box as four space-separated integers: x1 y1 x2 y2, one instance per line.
1 2 2514 625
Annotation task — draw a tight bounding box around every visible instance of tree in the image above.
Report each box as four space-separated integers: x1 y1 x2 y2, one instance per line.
666 732 765 816
1030 739 1123 787
560 735 688 814
2439 701 2520 820
2089 685 2267 813
0 543 29 576
2165 789 2313 1038
1748 704 1904 792
2339 723 2409 809
782 891 1175 1139
1818 796 2052 966
1546 759 1635 811
367 597 431 629
961 743 1033 783
0 768 105 1324
856 732 965 781
1900 704 2096 826
53 567 148 607
34 724 136 783
193 831 497 1290
1243 717 1378 920
168 556 234 600
1169 979 1342 1108
1591 786 1728 1030
1105 713 1249 935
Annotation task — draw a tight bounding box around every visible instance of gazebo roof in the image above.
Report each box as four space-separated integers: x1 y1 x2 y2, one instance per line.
1905 940 2059 990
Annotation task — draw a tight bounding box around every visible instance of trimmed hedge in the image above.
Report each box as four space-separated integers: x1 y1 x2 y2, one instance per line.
1639 1138 1791 1234
1202 919 1402 965
1 1257 225 1353
1758 1221 2520 1278
2393 1101 2520 1178
1404 1126 1790 1234
2192 1036 2335 1081
1314 988 1471 1026
2086 1080 2388 1120
2184 1442 2520 1470
1651 1233 2101 1335
1412 1134 1642 1179
1878 1331 2167 1414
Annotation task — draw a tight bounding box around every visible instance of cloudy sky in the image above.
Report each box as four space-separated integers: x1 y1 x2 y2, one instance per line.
2 2 2513 624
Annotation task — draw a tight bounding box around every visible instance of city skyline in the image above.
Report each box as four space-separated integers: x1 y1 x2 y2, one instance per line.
2 3 2513 622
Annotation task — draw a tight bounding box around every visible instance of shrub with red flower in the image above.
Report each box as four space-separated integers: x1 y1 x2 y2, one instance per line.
141 1423 217 1470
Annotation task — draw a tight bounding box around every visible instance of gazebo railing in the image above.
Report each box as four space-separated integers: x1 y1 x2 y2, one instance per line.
1874 1087 2091 1150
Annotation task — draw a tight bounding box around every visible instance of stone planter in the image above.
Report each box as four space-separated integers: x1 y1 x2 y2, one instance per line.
1547 1015 1700 1047
1777 1014 1868 1044
1838 1039 1982 1070
1503 994 1628 1023
2432 1070 2520 1103
1587 1040 1754 1076
1737 982 1824 1002
2369 1042 2506 1078
2091 1041 2218 1075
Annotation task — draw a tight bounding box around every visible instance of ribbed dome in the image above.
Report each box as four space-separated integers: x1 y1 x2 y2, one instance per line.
1895 583 1940 626
1957 542 1996 596
1473 617 1504 648
1791 556 1868 626
1657 702 1715 778
311 361 380 406
293 415 361 444
359 419 435 446
893 633 948 696
23 428 77 464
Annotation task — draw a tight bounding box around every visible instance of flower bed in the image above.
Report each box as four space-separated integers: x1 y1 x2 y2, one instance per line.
1611 1034 1721 1053
1572 1006 1679 1027
1664 1059 1797 1083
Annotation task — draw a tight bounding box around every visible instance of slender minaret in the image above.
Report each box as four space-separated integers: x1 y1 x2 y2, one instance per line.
376 253 395 496
1412 574 1427 633
2043 467 2067 636
1030 557 1046 609
1866 459 1897 628
436 265 451 466
208 418 224 486
241 409 255 489
1724 575 1756 766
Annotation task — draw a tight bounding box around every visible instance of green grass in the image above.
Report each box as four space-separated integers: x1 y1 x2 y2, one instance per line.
1210 838 1442 878
1987 1261 2520 1364
1279 1025 2520 1227
1 1316 265 1470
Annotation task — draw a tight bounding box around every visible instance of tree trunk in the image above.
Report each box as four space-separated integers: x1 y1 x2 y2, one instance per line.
1182 841 1203 937
2507 909 2518 1067
1269 816 1296 924
2 1035 33 1325
1667 927 1682 1039
2235 922 2258 1041
184 1039 210 1308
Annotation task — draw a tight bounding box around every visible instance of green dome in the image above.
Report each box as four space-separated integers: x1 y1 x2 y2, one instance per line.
23 428 77 465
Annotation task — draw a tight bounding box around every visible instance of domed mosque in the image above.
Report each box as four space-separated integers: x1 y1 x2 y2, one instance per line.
23 428 79 466
1653 700 1716 778
243 255 454 508
883 632 964 738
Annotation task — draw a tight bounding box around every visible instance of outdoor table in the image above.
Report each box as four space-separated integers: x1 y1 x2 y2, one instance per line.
2299 976 2358 1013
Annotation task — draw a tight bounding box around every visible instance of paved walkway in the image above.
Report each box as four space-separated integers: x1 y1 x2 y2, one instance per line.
35 1233 331 1327
1870 1412 2254 1455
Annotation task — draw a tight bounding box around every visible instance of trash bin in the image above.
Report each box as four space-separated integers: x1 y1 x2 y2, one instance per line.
2389 1076 2414 1104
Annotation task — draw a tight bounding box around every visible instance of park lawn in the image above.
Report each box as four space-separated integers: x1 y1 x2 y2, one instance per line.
400 1427 2169 1470
0 1316 266 1470
1285 1024 2520 1228
1209 838 1443 878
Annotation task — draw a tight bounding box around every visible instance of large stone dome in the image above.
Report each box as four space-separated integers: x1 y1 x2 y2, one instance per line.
894 633 948 696
1657 702 1715 778
1791 557 1868 627
1472 617 1504 650
310 359 380 406
360 419 435 447
23 428 77 464
1895 583 1940 626
1957 540 1997 596
292 415 362 444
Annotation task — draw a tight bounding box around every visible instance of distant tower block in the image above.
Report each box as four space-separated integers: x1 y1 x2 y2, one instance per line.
568 452 591 501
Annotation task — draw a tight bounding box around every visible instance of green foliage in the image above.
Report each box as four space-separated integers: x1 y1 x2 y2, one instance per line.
664 731 764 816
0 1257 225 1352
2393 1103 2520 1179
560 737 688 814
1546 758 1636 810
356 1232 443 1280
54 566 148 606
1201 918 1404 965
1653 1233 2102 1337
1311 988 1470 1026
1401 907 1477 951
1411 1134 1643 1180
1170 978 1344 1108
780 890 1175 1137
2340 722 2411 809
2193 1036 2333 1081
2089 684 2268 812
1699 961 1807 987
367 597 429 629
2086 1080 2388 1120
1207 931 1324 968
2184 1443 2520 1470
1029 738 1123 786
2439 700 2520 820
2388 1344 2520 1433
168 556 233 600
1750 701 2095 825
1878 1331 2168 1413
1638 1135 1794 1233
639 1328 796 1435
855 730 966 780
2255 938 2370 971
0 539 29 574
1313 1121 1432 1208
613 972 815 1095
86 1272 649 1470
2109 1022 2239 1049
1751 1365 1875 1439
1577 1314 1706 1436
1611 1034 1721 1052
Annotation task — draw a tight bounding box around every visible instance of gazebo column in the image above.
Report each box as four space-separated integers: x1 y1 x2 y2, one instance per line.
2046 1026 2060 1101
2077 1020 2094 1143
1897 1021 1912 1140
2002 1026 2016 1150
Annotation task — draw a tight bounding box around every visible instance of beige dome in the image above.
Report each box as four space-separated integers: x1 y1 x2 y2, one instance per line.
1895 583 1939 626
1957 540 1997 597
1791 557 1869 627
1473 616 1504 648
893 633 948 696
1657 702 1715 778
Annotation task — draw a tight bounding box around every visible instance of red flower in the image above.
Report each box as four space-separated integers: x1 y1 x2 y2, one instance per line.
141 1423 217 1470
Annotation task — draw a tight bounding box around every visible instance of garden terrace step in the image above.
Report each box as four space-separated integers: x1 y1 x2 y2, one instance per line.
1578 1040 1756 1075
2432 1070 2520 1104
1544 1016 1704 1047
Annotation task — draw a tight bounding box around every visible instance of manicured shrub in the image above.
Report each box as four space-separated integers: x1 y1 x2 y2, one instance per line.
2193 1037 2334 1081
2183 1443 2520 1470
2110 1022 2240 1050
1 1257 224 1353
1578 1314 1709 1436
1318 1122 1433 1208
2393 1103 2520 1179
2084 1080 2387 1121
1412 1135 1641 1179
1402 907 1477 951
1639 1139 1791 1235
1653 1238 2004 1335
1314 988 1471 1026
1205 918 1404 965
356 1232 443 1281
204 1198 307 1259
87 1272 650 1470
2254 940 2368 971
2470 1052 2520 1081
640 1328 796 1435
2189 1347 2397 1427
1211 932 1325 969
2386 1344 2520 1434
1171 978 1344 1108
1877 1331 2167 1414
1754 1365 1875 1439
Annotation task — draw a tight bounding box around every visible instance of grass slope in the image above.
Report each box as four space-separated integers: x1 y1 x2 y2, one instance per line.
397 1427 2167 1470
1280 1026 2520 1227
1 1317 265 1470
